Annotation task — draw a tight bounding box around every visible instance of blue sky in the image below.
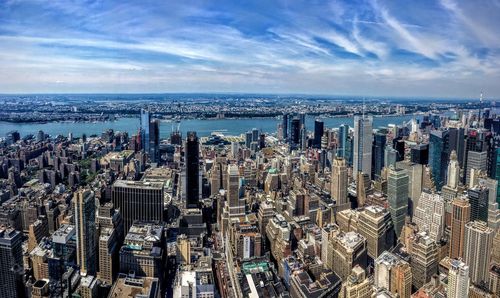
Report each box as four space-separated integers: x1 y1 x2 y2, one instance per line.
1 0 500 98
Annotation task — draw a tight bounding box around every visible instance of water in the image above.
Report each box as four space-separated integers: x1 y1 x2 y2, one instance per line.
0 115 419 139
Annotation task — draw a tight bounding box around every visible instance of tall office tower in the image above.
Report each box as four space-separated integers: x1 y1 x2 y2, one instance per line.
429 130 450 191
464 221 494 285
449 197 471 259
448 127 465 167
251 128 259 142
466 151 488 187
331 157 349 209
245 131 252 148
331 232 367 281
483 178 500 230
185 131 200 208
409 232 439 289
372 131 386 179
358 206 394 259
339 265 373 298
282 113 289 141
290 118 301 148
96 203 123 285
463 129 492 184
396 161 424 214
468 186 489 222
448 259 470 298
74 189 97 276
314 119 324 149
411 143 429 165
413 191 446 243
338 124 349 158
0 228 23 298
112 180 164 233
353 115 373 180
119 222 164 279
374 251 412 298
148 119 160 162
384 146 398 169
447 150 460 189
227 164 244 217
140 109 151 153
299 112 306 129
300 126 307 150
387 167 409 239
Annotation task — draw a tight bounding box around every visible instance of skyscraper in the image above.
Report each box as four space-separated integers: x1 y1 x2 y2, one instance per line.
74 189 97 276
185 131 200 208
140 109 151 153
448 259 469 298
449 197 471 259
313 119 324 149
468 186 489 222
331 157 349 209
374 251 412 298
372 131 386 179
282 113 289 141
338 124 349 158
466 151 488 187
112 180 164 233
148 119 160 162
0 227 23 298
464 221 494 285
227 164 244 217
290 118 301 149
358 206 394 259
353 115 373 180
429 130 450 191
387 167 408 239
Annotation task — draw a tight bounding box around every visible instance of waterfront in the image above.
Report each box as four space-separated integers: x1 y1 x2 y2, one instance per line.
0 114 419 139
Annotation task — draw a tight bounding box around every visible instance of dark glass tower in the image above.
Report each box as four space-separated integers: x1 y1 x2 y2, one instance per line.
290 118 301 148
429 130 450 191
338 124 349 158
186 131 200 208
149 119 160 162
372 131 386 179
313 120 324 149
140 109 151 152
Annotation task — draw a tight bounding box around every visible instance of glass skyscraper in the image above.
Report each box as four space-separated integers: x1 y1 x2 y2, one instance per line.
429 130 450 191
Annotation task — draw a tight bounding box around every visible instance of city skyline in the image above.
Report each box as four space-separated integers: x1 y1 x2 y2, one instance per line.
1 1 500 97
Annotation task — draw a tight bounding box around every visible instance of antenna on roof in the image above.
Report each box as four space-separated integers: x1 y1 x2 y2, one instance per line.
362 98 365 118
480 91 483 103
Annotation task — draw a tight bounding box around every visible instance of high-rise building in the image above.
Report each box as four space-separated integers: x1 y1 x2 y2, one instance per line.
185 131 200 208
448 127 465 167
374 251 412 298
429 130 450 190
227 164 244 217
409 232 439 289
387 167 409 239
468 186 489 222
119 222 164 279
282 113 289 141
74 189 97 276
358 206 394 259
411 143 429 165
331 157 349 209
372 131 386 179
466 151 488 187
449 197 471 259
313 119 324 149
148 119 160 162
331 231 367 281
112 180 164 233
464 221 494 285
338 124 349 158
251 128 259 142
384 146 398 169
140 109 151 153
448 259 469 298
463 128 492 185
245 131 252 148
339 265 373 298
290 118 301 149
353 116 373 179
0 227 23 298
413 191 446 243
